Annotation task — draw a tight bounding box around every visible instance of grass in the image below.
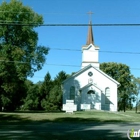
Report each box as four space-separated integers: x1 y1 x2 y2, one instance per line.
0 110 140 123
0 110 139 140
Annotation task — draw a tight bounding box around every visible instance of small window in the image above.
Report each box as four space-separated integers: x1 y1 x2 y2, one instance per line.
70 86 75 100
105 87 110 104
88 71 93 77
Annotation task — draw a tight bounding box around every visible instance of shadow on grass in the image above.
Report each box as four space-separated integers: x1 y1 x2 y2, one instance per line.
0 112 140 140
0 113 30 123
0 111 140 124
1 110 62 113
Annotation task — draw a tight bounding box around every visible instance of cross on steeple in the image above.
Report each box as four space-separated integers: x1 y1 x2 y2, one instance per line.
87 11 93 21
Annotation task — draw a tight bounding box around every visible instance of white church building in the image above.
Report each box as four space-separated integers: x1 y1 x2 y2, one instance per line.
62 21 120 111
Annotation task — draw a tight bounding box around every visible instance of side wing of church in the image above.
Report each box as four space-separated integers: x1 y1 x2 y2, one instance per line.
62 21 120 111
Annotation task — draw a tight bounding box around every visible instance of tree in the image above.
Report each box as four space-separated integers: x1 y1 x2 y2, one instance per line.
53 71 68 86
0 0 49 110
52 71 68 110
40 72 52 110
100 62 135 112
42 85 62 111
22 80 40 110
42 71 68 111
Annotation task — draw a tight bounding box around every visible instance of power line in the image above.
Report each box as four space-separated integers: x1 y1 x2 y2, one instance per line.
1 46 140 55
50 48 140 55
46 63 79 67
0 11 140 18
0 23 140 26
45 64 140 70
50 48 80 52
0 11 87 15
99 51 140 54
0 60 140 70
0 60 79 67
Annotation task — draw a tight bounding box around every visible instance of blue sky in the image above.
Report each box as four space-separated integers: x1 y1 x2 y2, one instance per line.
2 0 140 83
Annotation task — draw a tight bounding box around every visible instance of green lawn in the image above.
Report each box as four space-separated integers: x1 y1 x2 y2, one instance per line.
0 111 139 140
0 110 140 123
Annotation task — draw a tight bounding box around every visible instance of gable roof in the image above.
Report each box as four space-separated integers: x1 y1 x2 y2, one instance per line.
80 83 103 92
80 83 92 90
62 64 120 87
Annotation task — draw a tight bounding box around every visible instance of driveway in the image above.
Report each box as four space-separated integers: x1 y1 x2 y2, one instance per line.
0 122 140 140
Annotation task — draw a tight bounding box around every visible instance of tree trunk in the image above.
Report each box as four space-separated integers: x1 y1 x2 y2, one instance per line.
123 99 126 112
135 102 138 113
123 105 125 112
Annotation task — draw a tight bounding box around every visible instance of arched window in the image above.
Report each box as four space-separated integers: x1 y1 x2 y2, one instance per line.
87 90 95 94
105 87 110 104
70 86 75 100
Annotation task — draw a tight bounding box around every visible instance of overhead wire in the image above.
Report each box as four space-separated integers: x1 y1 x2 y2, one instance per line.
50 48 140 54
0 11 139 80
0 11 139 18
0 12 139 72
0 60 140 71
0 23 140 26
0 11 87 15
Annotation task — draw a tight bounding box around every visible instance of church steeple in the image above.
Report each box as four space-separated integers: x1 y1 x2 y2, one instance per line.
86 21 94 45
81 19 100 69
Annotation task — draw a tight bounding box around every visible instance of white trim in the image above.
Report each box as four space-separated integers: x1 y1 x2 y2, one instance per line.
62 64 120 87
79 83 103 92
82 44 99 50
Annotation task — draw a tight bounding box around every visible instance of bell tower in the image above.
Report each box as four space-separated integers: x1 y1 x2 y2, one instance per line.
81 20 100 69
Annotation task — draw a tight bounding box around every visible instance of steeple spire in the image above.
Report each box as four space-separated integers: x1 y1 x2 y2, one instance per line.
86 20 94 45
82 14 100 69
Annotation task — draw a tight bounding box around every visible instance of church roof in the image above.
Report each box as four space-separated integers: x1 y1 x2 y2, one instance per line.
80 83 103 92
62 64 120 87
86 21 94 45
80 83 92 90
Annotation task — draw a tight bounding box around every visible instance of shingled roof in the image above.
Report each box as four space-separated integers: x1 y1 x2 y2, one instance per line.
86 21 94 45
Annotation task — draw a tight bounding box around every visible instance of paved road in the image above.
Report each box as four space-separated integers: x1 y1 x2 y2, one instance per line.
0 122 140 140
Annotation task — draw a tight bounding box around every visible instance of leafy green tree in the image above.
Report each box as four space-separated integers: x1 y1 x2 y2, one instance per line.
0 78 26 111
100 62 135 112
52 71 68 110
40 72 52 110
53 71 68 86
42 85 62 111
22 80 40 110
42 71 68 111
0 0 49 111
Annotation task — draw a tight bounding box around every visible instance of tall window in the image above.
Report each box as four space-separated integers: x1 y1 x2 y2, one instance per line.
105 87 110 104
70 86 75 100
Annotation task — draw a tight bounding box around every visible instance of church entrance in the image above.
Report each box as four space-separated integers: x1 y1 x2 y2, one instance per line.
87 90 95 94
87 90 95 109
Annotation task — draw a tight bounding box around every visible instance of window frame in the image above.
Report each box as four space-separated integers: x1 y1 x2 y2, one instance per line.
70 86 75 100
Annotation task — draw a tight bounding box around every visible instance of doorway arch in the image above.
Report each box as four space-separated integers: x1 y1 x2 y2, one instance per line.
87 90 95 94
